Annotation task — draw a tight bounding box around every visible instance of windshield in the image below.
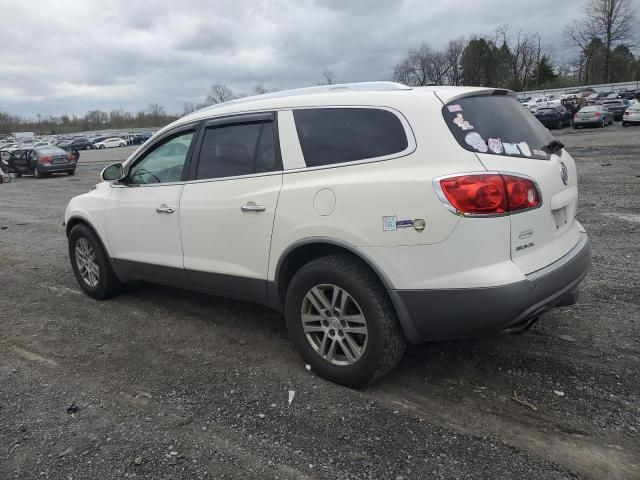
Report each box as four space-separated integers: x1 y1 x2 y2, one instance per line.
443 94 553 160
537 108 557 114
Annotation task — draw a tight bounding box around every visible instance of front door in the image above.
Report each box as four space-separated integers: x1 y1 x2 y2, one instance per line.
105 125 198 285
179 113 283 302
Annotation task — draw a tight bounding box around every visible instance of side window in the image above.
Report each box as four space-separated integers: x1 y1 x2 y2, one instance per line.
292 108 409 167
195 121 279 180
129 131 194 185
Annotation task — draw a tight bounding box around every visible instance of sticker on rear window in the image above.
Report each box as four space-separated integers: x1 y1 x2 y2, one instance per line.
465 132 487 152
518 142 532 157
453 113 474 131
487 138 503 154
447 104 462 113
503 142 521 155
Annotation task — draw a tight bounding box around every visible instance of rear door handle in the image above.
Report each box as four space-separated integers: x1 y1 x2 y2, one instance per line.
156 204 175 214
241 201 266 212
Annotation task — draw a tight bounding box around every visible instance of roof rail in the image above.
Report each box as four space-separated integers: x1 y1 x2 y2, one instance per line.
198 82 411 113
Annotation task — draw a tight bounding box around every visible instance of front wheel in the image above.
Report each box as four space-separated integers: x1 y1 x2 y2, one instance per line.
285 254 406 387
69 224 122 299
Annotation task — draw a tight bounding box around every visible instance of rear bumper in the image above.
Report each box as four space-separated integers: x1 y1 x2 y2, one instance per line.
40 163 75 173
389 232 591 343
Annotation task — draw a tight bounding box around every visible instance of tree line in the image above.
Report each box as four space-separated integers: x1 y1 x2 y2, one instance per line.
1 0 637 135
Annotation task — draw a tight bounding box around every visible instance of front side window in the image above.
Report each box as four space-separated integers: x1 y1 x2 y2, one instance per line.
195 121 279 180
293 108 409 167
128 131 194 185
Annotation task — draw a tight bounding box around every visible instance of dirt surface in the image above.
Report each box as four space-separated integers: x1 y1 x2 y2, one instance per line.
1 124 639 479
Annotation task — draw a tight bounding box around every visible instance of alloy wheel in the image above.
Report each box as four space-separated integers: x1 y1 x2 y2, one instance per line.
75 238 100 287
301 284 368 366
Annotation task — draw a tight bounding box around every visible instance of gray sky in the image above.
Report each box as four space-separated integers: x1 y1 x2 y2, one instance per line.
0 0 588 117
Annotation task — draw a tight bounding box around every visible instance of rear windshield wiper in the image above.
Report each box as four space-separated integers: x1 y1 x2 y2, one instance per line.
541 140 564 155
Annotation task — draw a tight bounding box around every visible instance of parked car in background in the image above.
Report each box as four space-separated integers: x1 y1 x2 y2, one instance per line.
64 82 591 387
3 146 76 178
622 103 640 127
534 106 572 129
573 106 614 128
587 91 610 104
93 137 127 149
60 137 93 150
602 99 631 120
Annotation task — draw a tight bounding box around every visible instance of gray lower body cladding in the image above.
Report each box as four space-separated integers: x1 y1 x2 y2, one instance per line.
390 233 591 343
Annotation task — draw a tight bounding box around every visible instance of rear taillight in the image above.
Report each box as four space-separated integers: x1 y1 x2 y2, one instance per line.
624 111 630 115
594 112 601 117
436 173 540 216
39 156 51 164
67 154 75 162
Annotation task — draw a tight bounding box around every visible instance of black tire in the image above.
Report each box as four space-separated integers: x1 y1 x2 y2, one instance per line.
67 169 76 176
556 119 562 129
285 254 406 388
34 167 44 179
69 224 122 300
573 125 578 130
15 171 22 178
601 118 606 128
622 122 628 127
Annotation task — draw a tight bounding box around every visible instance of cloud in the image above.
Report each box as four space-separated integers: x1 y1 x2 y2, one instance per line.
0 0 591 117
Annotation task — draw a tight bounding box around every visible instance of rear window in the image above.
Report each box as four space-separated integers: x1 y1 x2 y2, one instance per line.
37 148 65 155
443 95 553 159
293 108 408 167
538 108 557 114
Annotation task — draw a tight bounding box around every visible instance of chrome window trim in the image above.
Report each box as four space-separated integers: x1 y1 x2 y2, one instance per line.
283 105 417 172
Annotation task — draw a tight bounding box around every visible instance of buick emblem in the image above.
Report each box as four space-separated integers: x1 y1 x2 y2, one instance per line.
560 162 568 185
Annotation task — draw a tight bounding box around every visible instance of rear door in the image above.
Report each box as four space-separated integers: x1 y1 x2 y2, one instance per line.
179 113 283 302
439 92 582 274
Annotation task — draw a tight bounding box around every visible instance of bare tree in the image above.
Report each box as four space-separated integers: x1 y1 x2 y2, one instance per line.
392 43 451 86
496 26 543 91
204 84 235 105
182 103 198 115
565 0 636 82
444 38 466 85
319 68 337 85
253 82 278 95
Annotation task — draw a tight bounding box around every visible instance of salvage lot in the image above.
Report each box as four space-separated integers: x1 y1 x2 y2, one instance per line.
0 125 638 479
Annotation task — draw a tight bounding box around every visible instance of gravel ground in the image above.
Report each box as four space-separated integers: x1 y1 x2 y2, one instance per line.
1 124 638 479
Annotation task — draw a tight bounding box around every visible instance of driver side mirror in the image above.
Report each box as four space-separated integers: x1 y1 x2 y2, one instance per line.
101 163 125 182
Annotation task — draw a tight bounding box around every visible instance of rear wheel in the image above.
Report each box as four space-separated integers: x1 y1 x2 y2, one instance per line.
15 171 22 178
67 169 76 176
285 254 406 388
34 167 44 179
556 119 562 129
601 118 606 128
69 224 122 299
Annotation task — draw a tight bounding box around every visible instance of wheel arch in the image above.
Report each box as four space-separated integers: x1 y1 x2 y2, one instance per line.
65 215 119 271
270 238 422 344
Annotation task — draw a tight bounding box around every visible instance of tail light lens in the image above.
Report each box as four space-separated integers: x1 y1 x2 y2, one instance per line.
67 154 75 162
624 111 630 115
437 173 540 216
594 111 601 117
39 156 51 164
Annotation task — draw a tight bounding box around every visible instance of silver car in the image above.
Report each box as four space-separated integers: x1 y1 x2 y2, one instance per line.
573 106 614 129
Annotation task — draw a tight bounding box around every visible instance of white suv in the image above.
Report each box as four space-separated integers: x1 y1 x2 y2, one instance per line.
64 82 591 387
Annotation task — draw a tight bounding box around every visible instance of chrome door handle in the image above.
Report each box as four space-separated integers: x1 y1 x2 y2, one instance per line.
241 201 266 212
156 204 175 214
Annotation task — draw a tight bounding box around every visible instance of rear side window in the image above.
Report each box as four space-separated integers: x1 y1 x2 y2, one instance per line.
293 108 408 167
196 121 279 180
443 95 554 159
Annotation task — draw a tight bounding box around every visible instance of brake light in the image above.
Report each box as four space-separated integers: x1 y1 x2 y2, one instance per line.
39 156 51 164
437 173 540 215
67 154 75 162
594 111 601 117
624 111 630 115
